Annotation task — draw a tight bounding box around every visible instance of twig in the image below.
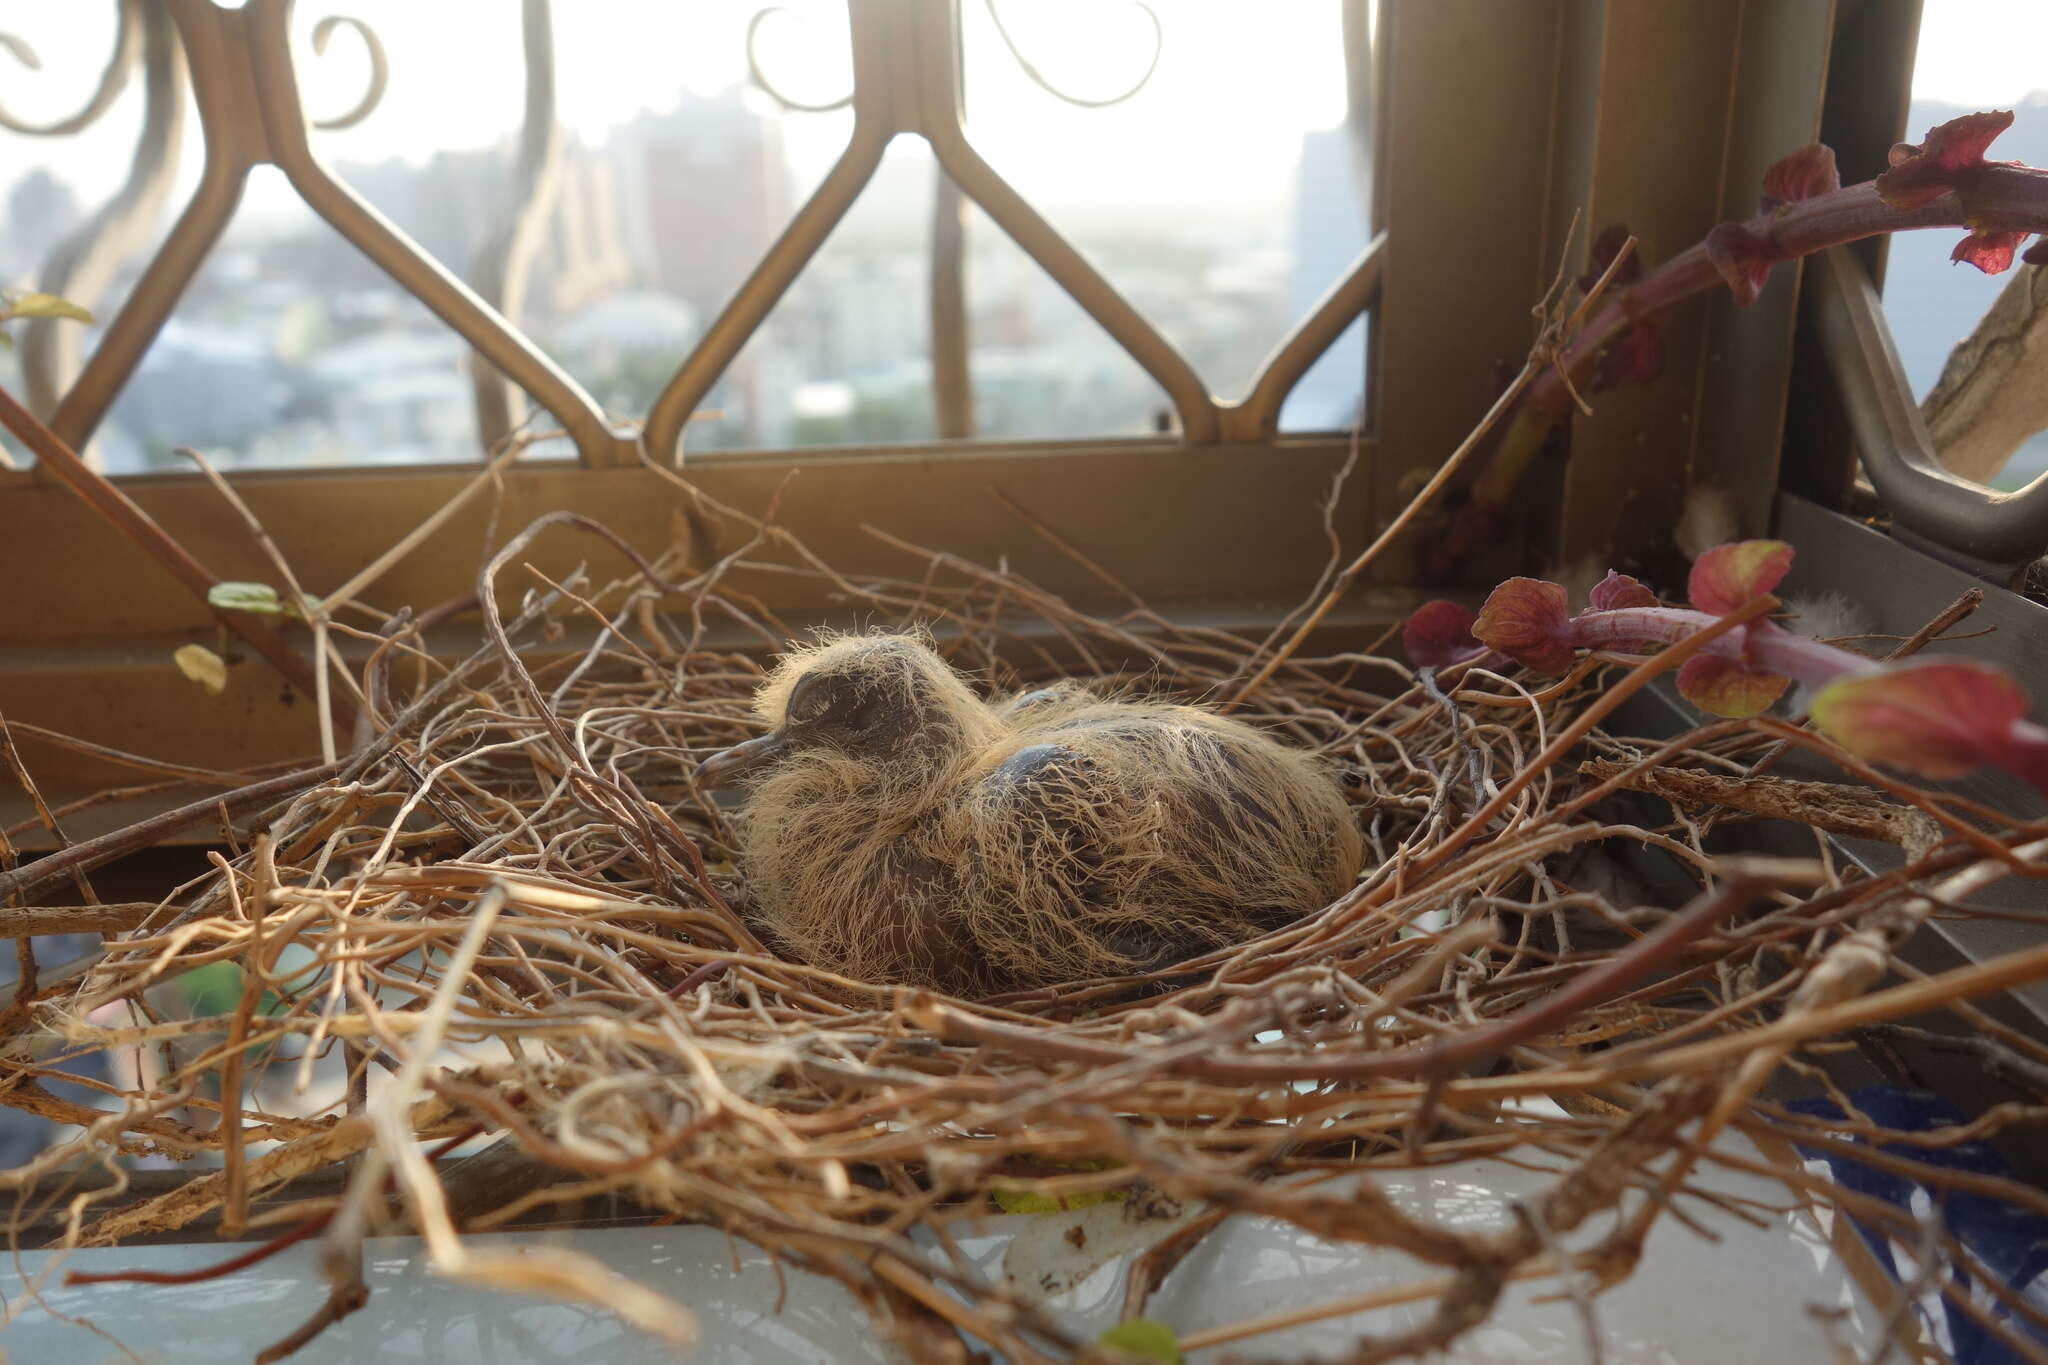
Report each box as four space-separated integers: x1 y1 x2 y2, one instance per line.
1419 667 1485 808
917 868 1793 1085
1229 235 1638 706
256 1273 369 1365
1516 1200 1605 1365
0 385 324 704
0 903 157 937
0 761 342 910
178 446 360 759
1859 1023 2048 1099
1576 761 1942 857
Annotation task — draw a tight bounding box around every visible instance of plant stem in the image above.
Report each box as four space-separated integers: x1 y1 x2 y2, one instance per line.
1572 607 1866 686
1437 168 2048 574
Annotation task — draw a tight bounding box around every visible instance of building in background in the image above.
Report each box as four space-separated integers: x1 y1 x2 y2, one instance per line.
1281 124 1370 432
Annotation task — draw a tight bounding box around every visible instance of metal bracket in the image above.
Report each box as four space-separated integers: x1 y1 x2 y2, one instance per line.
1809 245 2048 578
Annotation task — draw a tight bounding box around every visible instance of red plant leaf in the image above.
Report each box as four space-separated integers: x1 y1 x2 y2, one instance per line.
1687 540 1794 615
1761 143 1840 212
1576 224 1643 294
1584 571 1663 650
1403 600 1483 670
1809 658 2026 779
1704 223 1776 306
1953 229 2027 274
1676 655 1791 718
1877 110 2017 210
1472 578 1575 674
1588 570 1658 612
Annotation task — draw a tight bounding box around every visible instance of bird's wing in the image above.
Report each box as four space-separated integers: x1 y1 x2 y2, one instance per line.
970 740 1105 911
970 740 1201 976
864 840 991 995
975 741 1097 829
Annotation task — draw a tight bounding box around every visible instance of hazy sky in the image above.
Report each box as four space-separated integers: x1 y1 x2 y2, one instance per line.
0 1 2039 232
1907 0 2048 105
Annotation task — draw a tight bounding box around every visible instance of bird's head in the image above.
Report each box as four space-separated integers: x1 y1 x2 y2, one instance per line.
694 632 994 789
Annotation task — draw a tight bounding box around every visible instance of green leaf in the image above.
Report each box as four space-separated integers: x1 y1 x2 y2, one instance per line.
210 581 285 615
3 291 93 324
208 581 324 621
1097 1320 1184 1364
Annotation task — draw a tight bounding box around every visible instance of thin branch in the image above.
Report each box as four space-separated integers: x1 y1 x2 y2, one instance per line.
0 385 327 706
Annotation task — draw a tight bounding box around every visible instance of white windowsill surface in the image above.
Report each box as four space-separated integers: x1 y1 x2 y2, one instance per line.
3 1141 1889 1363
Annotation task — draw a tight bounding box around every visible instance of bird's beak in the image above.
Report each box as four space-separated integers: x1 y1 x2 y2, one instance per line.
693 732 788 789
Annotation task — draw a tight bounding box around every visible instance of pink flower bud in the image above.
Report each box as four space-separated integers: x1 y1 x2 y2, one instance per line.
1877 110 2016 211
1704 223 1776 307
1761 144 1841 212
1596 320 1666 392
1588 570 1658 612
1953 229 2028 273
1575 224 1644 294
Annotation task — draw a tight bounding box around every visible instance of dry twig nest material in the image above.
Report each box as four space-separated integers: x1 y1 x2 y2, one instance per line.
696 632 1366 995
21 480 2048 1365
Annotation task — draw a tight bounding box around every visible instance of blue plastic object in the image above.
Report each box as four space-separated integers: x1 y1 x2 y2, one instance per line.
1785 1086 2048 1363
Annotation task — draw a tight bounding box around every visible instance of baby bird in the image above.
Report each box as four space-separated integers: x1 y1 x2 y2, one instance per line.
694 633 1364 996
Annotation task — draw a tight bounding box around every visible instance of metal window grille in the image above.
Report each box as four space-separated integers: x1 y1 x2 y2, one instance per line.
3 0 1383 472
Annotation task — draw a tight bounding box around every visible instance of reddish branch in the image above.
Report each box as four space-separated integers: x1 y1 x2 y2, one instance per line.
1429 112 2048 578
63 1213 329 1287
1411 540 2048 795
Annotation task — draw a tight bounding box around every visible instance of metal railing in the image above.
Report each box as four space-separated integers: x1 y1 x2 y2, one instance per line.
1811 247 2048 578
4 0 1384 471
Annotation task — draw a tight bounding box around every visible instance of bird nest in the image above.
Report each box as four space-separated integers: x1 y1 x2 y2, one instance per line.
7 471 2048 1364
